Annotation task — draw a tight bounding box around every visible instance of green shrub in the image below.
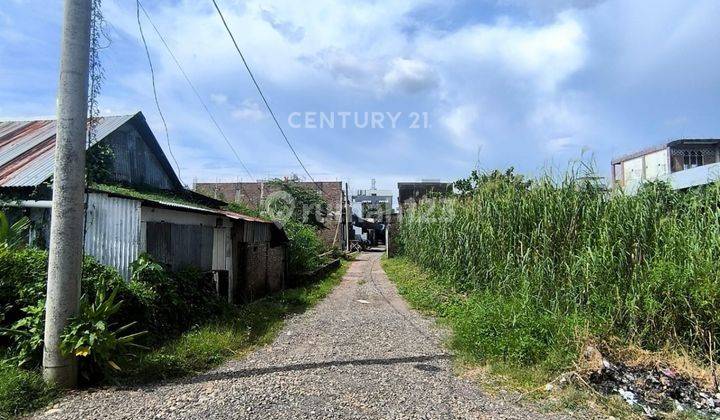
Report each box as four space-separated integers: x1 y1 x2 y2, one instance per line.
2 300 45 367
0 248 49 331
0 248 133 366
60 289 146 382
127 254 228 339
283 220 324 273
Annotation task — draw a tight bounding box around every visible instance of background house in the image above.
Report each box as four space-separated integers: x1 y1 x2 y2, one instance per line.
612 139 720 193
193 179 347 250
0 111 287 302
397 180 451 212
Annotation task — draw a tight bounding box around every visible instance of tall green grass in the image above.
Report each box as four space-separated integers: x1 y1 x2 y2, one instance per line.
398 167 720 370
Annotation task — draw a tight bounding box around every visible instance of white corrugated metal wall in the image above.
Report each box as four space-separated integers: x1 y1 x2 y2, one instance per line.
84 193 142 280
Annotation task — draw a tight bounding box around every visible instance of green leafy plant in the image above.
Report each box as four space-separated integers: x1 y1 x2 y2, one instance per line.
126 253 226 338
265 178 328 227
60 289 146 380
0 211 30 250
283 219 324 273
1 300 45 367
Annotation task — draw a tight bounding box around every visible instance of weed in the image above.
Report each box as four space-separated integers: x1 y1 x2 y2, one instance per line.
0 363 57 420
397 167 720 367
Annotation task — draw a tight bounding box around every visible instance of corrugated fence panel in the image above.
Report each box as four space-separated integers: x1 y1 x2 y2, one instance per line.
213 227 229 270
146 222 214 272
85 193 141 281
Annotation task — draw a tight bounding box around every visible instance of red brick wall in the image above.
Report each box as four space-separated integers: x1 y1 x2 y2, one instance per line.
243 243 268 301
195 181 345 249
267 245 286 292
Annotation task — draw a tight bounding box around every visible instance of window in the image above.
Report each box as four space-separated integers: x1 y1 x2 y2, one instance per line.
613 163 622 182
683 150 703 170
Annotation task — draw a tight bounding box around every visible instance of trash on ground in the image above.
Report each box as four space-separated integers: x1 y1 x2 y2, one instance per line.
589 357 720 417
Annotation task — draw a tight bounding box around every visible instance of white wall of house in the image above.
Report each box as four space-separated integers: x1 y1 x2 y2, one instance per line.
643 149 669 180
623 157 644 183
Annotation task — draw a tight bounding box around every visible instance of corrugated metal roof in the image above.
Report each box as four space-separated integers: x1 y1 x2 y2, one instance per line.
216 208 271 223
148 200 273 224
93 186 274 224
0 114 135 187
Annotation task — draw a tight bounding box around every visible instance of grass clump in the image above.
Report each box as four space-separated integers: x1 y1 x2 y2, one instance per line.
0 363 57 420
382 257 578 383
394 166 720 377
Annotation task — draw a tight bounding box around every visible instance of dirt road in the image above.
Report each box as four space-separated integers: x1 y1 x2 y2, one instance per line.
34 252 560 419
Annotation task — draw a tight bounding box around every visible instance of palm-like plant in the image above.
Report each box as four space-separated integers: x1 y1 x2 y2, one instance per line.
0 211 30 249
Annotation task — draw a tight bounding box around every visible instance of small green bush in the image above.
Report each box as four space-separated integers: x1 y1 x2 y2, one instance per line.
283 220 324 273
2 300 45 367
126 254 228 339
0 248 49 331
60 289 146 382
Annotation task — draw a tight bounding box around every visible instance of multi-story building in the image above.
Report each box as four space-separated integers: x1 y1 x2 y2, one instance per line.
611 139 720 192
351 179 393 223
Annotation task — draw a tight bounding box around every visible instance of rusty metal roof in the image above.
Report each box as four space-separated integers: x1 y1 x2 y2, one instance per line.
215 208 272 223
0 114 135 187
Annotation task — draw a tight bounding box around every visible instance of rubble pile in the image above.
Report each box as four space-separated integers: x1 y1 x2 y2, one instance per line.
589 359 720 417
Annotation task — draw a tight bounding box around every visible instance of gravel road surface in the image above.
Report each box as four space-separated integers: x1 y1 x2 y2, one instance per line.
32 252 565 419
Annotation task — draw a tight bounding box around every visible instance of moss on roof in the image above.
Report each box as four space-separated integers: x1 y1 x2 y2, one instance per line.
91 183 214 210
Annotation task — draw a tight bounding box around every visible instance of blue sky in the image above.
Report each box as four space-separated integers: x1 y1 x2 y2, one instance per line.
1 0 719 198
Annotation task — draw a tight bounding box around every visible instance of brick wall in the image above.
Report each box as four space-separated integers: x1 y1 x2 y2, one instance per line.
267 245 286 292
243 243 268 301
195 180 345 249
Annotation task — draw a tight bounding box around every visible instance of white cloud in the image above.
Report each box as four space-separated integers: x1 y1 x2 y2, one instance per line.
260 8 305 43
308 48 381 88
441 105 481 150
210 93 228 105
498 0 606 15
545 136 583 153
383 58 439 94
231 100 266 121
7 0 711 187
417 13 586 92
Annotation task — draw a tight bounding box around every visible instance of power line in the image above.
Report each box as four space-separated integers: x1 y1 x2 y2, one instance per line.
137 1 254 181
136 0 182 180
210 0 324 194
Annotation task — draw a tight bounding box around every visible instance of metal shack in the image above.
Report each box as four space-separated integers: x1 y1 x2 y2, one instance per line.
0 111 287 303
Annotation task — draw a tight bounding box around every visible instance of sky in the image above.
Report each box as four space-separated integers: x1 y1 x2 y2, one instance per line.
1 0 719 201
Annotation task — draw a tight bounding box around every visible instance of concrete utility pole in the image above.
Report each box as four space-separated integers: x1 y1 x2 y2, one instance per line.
43 0 92 388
